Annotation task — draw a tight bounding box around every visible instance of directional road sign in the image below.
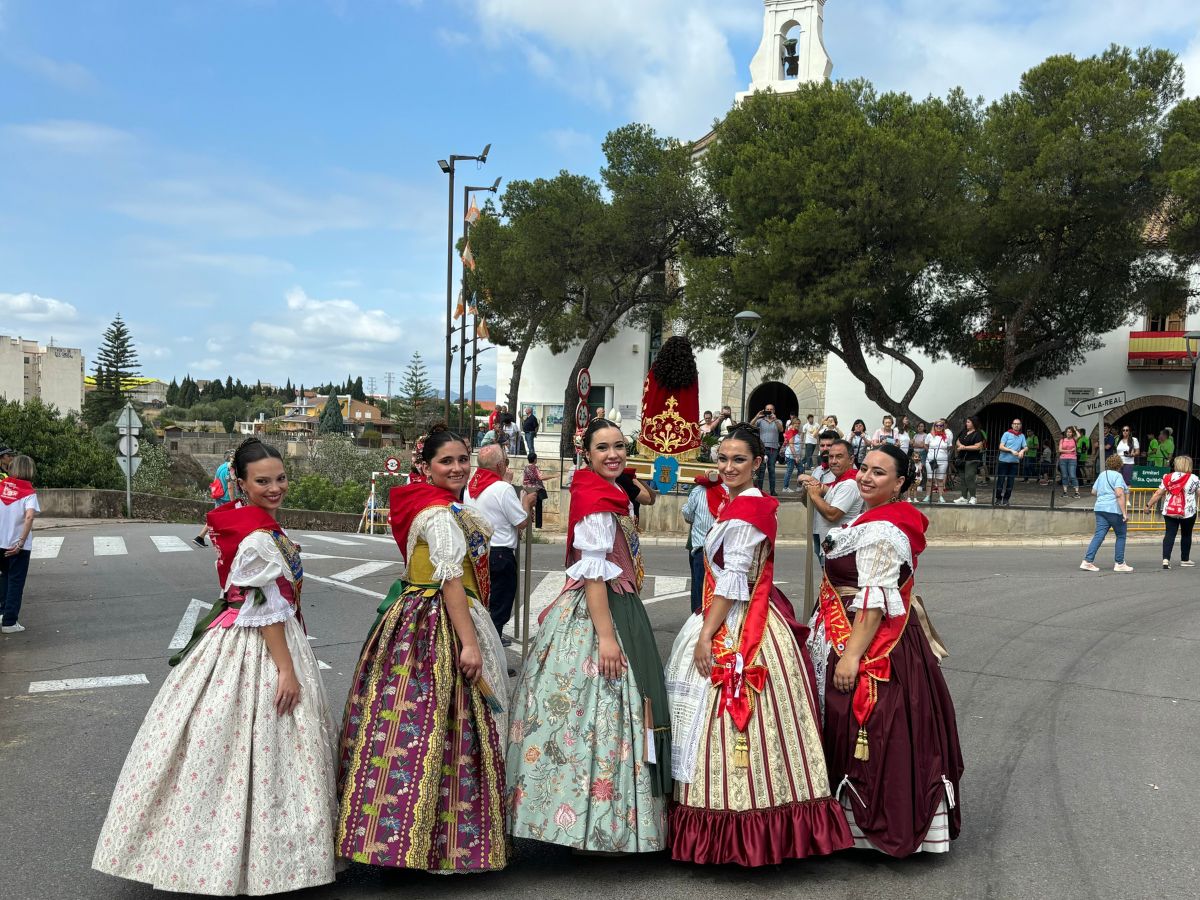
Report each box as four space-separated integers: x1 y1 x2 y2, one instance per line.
117 456 142 477
118 435 140 457
1071 390 1126 418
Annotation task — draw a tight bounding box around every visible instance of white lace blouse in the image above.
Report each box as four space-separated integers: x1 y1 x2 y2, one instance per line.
565 512 624 582
400 506 475 585
225 531 299 628
703 487 767 603
824 519 912 618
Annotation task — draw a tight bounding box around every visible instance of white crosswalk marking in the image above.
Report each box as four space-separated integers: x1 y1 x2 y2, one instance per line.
652 576 689 597
330 561 396 583
318 661 331 670
31 536 64 559
29 674 149 694
93 536 127 556
505 572 566 640
299 533 362 546
354 535 397 544
151 535 192 553
169 598 213 650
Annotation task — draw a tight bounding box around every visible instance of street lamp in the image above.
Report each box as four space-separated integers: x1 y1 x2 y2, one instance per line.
459 176 503 434
467 344 495 448
734 310 762 422
1183 331 1200 458
439 144 491 424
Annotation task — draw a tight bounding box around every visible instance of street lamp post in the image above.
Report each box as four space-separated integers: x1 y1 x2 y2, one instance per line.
438 144 491 424
467 345 495 449
1183 331 1200 459
459 177 502 434
734 310 762 422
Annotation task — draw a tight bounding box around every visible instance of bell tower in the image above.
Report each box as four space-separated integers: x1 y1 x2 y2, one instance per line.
736 0 833 102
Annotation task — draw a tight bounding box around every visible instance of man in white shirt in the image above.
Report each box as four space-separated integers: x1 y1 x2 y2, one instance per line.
801 439 863 566
464 445 536 645
802 414 820 470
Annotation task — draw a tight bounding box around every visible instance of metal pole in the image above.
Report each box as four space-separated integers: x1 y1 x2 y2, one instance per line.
521 516 533 659
804 500 816 619
443 161 456 423
459 186 471 433
740 343 750 422
1184 357 1197 460
123 404 132 518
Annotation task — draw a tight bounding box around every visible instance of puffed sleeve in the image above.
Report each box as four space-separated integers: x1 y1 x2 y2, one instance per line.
712 520 766 602
416 506 469 584
565 512 623 582
228 532 296 628
825 521 910 618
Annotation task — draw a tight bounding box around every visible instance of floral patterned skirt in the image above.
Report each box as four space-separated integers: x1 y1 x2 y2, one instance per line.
92 615 340 896
506 585 668 852
336 584 508 872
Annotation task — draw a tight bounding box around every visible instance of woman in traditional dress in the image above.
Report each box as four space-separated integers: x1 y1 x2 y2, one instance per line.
337 425 509 873
810 444 963 857
665 425 852 866
93 438 339 896
507 418 670 852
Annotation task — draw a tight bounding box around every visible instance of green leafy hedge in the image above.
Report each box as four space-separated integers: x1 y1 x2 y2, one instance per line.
0 399 122 489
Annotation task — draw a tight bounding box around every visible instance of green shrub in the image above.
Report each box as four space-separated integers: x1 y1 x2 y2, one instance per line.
0 398 122 489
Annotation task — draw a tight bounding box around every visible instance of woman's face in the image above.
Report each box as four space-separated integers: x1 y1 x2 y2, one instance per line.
883 416 894 429
916 422 926 433
717 437 760 490
853 422 864 434
428 439 471 493
964 419 974 433
1121 427 1132 443
239 457 288 511
858 450 904 508
585 426 627 481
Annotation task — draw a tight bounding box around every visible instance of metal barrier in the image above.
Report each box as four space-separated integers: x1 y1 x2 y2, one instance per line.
1126 488 1165 533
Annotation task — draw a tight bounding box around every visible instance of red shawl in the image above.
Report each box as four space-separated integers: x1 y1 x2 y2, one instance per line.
466 466 502 500
207 501 283 590
855 497 927 562
693 470 726 517
0 478 35 505
566 467 630 566
705 492 779 742
388 481 458 563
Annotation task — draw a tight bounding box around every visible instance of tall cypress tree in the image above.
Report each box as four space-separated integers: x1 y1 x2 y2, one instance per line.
165 377 180 406
317 393 345 434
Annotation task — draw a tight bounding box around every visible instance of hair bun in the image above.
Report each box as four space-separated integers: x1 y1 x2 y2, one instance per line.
427 422 449 435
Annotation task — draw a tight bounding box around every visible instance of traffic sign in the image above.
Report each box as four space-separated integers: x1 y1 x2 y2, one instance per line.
117 456 142 477
575 400 590 429
1071 390 1126 417
384 456 401 474
118 435 140 457
118 403 143 433
576 368 591 399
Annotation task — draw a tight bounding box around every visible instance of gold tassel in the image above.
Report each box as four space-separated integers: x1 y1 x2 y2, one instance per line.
854 727 870 761
734 733 749 768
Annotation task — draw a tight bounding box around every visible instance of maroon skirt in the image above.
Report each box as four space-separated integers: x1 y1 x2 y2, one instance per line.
823 613 964 857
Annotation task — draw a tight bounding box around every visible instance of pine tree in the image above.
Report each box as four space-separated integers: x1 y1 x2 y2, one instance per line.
83 314 140 427
397 352 435 434
166 377 179 406
352 376 366 402
317 393 345 434
225 376 235 398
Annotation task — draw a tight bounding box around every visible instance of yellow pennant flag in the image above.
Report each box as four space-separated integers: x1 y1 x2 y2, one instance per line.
454 291 464 320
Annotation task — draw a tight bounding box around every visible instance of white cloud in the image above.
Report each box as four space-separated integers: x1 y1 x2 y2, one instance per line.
2 49 96 91
5 119 133 152
469 0 757 138
1 291 79 323
188 357 222 373
544 127 593 155
205 338 225 353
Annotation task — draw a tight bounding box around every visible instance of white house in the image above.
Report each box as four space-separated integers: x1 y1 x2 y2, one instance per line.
495 0 1199 458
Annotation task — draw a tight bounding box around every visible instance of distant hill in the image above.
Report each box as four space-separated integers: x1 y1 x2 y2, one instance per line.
437 384 496 402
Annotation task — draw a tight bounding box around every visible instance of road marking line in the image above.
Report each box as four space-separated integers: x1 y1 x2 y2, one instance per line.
643 590 690 607
296 552 381 562
353 535 397 543
299 534 363 546
305 573 387 599
31 536 65 559
29 674 149 694
169 598 214 650
330 561 396 583
151 535 193 553
505 573 565 639
93 536 127 556
318 661 331 670
653 576 689 596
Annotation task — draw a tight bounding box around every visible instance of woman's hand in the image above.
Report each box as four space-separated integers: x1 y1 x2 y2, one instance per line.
597 635 627 680
274 667 301 716
458 643 482 684
693 635 714 679
833 654 860 694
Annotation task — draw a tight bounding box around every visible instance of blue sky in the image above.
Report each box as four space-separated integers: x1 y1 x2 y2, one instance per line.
3 0 1199 394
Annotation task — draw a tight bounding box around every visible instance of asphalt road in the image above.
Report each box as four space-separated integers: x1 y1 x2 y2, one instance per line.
1 522 1197 900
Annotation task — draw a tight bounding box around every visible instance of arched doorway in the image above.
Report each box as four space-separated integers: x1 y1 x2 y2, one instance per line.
1107 396 1200 462
747 381 799 425
976 401 1055 471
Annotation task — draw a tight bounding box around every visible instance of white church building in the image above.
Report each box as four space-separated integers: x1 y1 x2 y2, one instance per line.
496 0 1199 457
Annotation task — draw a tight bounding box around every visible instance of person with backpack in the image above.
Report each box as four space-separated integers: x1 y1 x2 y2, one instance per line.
193 450 235 547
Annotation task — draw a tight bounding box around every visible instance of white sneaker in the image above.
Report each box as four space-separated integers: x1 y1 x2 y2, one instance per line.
1181 560 1196 567
968 497 977 505
1 622 25 633
1114 563 1134 573
938 496 946 504
954 497 968 504
1079 561 1099 571
1163 559 1171 570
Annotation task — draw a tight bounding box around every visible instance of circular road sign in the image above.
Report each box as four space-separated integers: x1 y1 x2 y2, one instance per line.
118 435 140 457
576 367 592 399
575 400 591 429
384 456 402 474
